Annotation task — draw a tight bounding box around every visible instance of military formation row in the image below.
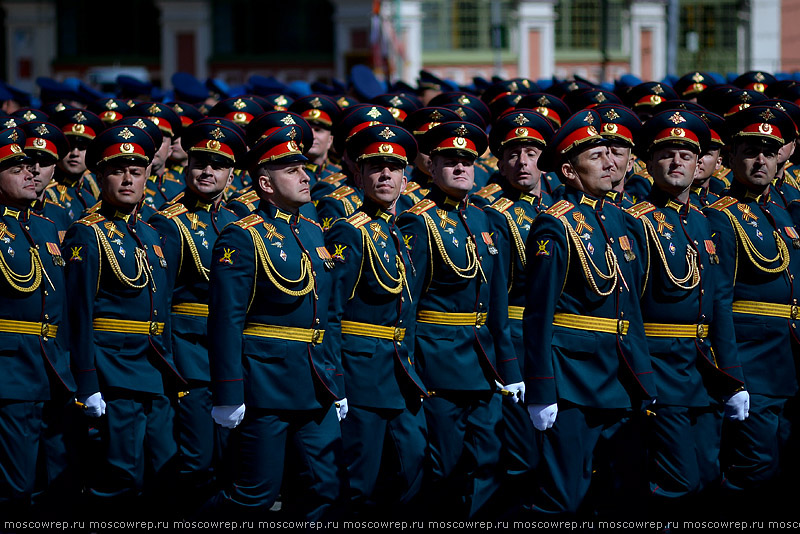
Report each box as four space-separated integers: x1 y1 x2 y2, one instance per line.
1 69 799 523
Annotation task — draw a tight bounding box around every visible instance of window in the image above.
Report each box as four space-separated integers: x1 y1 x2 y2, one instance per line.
554 0 625 52
421 0 514 52
678 0 739 73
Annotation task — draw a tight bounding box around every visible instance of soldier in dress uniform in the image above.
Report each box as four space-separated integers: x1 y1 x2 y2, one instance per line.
689 110 726 208
703 106 800 517
62 124 184 516
524 109 657 516
48 109 105 221
397 121 524 518
19 121 73 233
479 110 554 512
314 105 397 229
288 95 342 186
324 123 427 516
394 107 462 214
130 102 185 208
147 122 246 514
594 104 640 209
207 125 344 520
0 128 75 519
627 109 748 517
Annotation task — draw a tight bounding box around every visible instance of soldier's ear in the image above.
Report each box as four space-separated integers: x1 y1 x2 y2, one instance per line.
258 172 273 195
560 161 578 183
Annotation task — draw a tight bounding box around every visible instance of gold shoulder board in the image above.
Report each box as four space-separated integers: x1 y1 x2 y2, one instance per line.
158 203 188 220
328 186 355 200
76 212 105 226
345 211 371 229
707 196 738 211
233 213 264 229
625 201 656 219
545 200 574 218
322 172 347 185
406 198 436 216
476 183 502 199
489 197 514 214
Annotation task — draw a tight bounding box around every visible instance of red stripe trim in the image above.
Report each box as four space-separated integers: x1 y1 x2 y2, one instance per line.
100 142 147 162
24 137 59 159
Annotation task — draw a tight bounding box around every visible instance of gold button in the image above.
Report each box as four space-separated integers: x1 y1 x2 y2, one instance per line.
154 310 158 316
700 289 704 295
601 215 606 220
44 314 49 320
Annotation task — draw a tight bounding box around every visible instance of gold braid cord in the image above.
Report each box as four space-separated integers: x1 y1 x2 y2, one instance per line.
92 224 151 289
0 246 43 293
502 210 527 269
247 227 315 297
175 217 210 282
725 211 790 274
641 217 700 290
559 215 618 296
421 212 482 280
359 227 406 295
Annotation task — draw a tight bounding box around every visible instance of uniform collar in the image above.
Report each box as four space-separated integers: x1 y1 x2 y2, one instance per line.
181 189 215 212
729 180 769 205
99 202 133 223
1 205 26 221
361 198 394 224
429 185 469 212
647 186 690 215
260 200 297 225
565 187 604 211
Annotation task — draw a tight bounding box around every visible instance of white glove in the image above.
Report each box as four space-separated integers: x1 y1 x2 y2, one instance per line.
335 398 348 421
78 392 106 418
212 404 246 429
724 391 750 421
496 380 525 403
528 403 558 431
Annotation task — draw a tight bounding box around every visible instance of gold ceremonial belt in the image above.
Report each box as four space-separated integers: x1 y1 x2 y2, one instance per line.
509 306 524 320
0 318 58 339
417 310 488 327
732 300 800 320
171 302 209 317
644 323 709 339
93 318 164 336
553 313 629 335
341 320 405 342
243 323 324 345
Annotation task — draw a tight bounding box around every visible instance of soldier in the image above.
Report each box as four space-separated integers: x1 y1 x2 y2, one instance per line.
207 125 344 520
62 125 184 516
704 106 800 516
19 121 73 233
48 109 105 221
628 109 747 517
689 110 726 208
130 102 185 209
314 105 397 229
147 122 245 513
524 109 656 515
481 110 554 511
289 95 342 186
0 128 74 519
594 104 639 209
397 121 523 518
324 123 427 516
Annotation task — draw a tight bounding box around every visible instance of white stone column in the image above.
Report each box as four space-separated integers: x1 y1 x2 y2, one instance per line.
330 0 373 81
749 0 780 72
517 0 556 80
630 0 667 81
156 0 211 83
0 0 56 92
395 0 422 84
